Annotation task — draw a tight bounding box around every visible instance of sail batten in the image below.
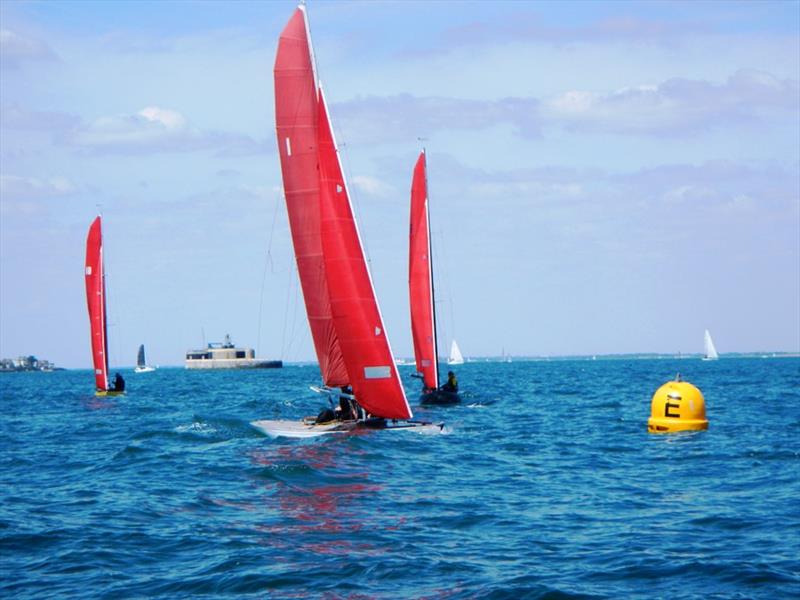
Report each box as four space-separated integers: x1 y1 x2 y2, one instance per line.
409 151 439 391
85 216 109 391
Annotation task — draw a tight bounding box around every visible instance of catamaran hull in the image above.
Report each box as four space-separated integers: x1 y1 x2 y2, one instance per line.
250 418 444 439
420 390 461 405
250 419 356 439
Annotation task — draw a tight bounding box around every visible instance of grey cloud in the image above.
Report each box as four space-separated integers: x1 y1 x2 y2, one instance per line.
545 69 799 135
1 104 80 132
408 13 708 57
330 70 795 145
332 94 540 144
1 104 272 156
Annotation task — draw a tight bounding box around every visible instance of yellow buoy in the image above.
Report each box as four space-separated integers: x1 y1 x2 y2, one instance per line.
647 374 708 433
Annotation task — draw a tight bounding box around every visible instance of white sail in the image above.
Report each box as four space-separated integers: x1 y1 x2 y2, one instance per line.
448 340 464 365
703 329 719 360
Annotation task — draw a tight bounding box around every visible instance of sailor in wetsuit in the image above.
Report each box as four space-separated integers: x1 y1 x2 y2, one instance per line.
315 386 360 423
112 372 125 392
441 371 458 393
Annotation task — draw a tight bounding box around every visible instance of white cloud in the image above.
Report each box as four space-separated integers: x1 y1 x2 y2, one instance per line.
351 175 393 198
0 174 78 200
0 29 57 68
138 106 187 129
63 106 270 156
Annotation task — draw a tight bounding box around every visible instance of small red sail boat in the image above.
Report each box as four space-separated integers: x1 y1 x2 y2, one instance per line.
409 151 460 405
85 216 125 396
251 5 442 438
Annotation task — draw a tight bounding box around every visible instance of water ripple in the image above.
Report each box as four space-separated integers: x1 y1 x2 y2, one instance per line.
1 359 798 599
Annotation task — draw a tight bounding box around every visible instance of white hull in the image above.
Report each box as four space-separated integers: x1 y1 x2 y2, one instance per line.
251 418 444 439
251 419 355 439
134 366 156 373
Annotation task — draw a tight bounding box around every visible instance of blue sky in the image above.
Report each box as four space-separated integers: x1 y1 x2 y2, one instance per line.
1 0 798 368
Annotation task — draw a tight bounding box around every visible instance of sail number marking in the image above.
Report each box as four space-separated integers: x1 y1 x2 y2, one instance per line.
364 366 391 379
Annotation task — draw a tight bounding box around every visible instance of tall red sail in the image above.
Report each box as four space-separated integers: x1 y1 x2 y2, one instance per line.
409 151 439 391
274 6 347 386
317 91 412 420
85 216 109 391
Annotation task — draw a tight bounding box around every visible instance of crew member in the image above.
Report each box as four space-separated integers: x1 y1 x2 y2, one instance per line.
112 372 125 392
442 371 458 393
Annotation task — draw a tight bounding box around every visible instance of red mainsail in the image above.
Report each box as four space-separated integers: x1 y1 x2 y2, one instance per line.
85 216 109 391
317 91 411 420
274 6 348 387
409 151 439 391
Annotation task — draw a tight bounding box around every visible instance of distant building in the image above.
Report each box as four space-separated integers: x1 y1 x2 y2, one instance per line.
185 334 282 369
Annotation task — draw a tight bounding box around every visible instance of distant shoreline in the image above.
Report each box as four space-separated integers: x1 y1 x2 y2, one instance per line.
18 352 799 371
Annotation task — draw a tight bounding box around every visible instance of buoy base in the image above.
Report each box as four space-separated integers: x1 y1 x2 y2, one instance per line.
648 378 708 434
648 417 708 433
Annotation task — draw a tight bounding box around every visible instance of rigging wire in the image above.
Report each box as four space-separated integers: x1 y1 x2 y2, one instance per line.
257 196 281 359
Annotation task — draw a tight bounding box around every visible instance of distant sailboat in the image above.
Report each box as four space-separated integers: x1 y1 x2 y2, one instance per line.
703 329 719 360
409 151 460 404
251 6 442 438
85 216 125 396
448 340 465 365
501 347 512 363
134 344 156 373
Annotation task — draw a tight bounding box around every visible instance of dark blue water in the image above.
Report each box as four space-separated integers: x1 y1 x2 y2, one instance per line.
1 358 798 599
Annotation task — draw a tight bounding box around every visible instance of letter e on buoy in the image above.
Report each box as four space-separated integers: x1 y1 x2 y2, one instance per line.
647 374 708 433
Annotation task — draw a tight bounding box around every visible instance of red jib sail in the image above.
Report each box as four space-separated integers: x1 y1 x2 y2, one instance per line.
85 216 109 391
317 90 412 420
409 151 439 391
274 6 348 387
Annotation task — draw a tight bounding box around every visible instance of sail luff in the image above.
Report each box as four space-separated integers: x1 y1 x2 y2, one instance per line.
317 89 411 420
274 7 348 386
409 151 439 391
85 216 109 391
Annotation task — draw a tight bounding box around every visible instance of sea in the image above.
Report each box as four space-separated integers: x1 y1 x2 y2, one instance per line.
1 357 798 599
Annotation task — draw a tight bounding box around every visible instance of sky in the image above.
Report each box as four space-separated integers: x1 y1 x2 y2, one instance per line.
1 0 798 369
